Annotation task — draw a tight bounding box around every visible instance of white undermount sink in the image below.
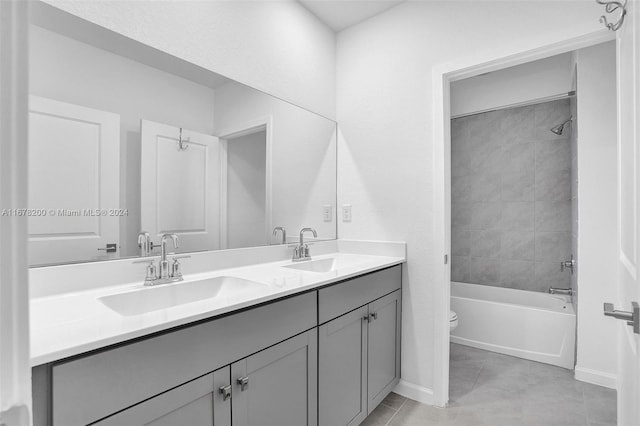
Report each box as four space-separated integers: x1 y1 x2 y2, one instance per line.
282 257 340 273
99 276 267 316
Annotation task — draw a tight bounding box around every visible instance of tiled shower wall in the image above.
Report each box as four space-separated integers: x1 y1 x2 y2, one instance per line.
451 99 572 292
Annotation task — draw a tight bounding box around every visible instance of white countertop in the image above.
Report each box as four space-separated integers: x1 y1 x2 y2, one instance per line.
30 251 404 366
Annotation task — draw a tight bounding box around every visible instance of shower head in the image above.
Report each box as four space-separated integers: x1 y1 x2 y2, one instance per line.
550 116 573 135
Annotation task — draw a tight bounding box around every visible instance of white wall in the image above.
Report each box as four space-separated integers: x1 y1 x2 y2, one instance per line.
574 41 618 388
227 131 267 249
336 0 604 403
29 25 217 258
214 82 337 242
42 0 336 120
450 53 573 117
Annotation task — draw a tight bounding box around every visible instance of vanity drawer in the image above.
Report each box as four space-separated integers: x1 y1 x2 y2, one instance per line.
318 265 401 324
51 291 317 426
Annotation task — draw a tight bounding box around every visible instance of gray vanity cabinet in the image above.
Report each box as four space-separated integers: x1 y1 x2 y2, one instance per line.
231 329 318 426
96 329 318 426
367 290 402 410
42 291 316 426
318 305 369 426
94 367 231 426
317 266 402 426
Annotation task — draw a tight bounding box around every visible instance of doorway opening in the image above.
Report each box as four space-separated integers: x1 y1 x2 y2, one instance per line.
432 31 620 412
444 41 618 422
220 124 271 249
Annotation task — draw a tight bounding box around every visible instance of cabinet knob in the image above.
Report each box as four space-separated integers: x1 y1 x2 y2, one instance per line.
218 385 232 401
237 376 249 392
371 312 378 321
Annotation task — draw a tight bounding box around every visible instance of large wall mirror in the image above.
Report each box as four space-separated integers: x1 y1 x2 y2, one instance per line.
28 3 337 267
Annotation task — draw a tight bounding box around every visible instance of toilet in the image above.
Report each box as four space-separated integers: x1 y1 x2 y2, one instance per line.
449 310 458 331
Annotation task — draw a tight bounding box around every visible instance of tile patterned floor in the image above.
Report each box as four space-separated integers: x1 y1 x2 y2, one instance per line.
361 344 617 426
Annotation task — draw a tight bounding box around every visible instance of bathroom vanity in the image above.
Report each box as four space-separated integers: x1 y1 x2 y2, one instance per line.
30 243 404 426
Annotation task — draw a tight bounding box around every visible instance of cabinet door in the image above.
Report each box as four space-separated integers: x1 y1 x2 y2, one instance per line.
318 306 368 426
213 367 232 426
95 367 231 426
231 329 317 426
367 290 401 413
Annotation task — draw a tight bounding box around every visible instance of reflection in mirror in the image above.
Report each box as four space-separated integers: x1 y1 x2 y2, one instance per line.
28 3 337 267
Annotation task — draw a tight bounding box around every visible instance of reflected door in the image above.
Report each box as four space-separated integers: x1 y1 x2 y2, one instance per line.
28 96 120 265
140 120 221 252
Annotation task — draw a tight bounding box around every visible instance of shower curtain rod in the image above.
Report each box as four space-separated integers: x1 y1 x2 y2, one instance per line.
451 90 576 120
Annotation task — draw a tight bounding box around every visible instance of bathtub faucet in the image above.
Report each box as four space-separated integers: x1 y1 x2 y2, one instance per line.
549 287 574 296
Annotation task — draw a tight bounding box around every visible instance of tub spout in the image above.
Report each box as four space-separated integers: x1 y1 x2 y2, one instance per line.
549 287 574 296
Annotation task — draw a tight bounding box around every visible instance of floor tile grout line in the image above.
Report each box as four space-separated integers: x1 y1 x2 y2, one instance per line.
384 398 407 426
582 386 593 426
380 402 396 410
468 357 487 391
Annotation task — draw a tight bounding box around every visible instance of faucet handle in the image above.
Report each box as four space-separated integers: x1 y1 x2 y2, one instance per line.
172 258 183 278
170 255 190 279
133 259 157 283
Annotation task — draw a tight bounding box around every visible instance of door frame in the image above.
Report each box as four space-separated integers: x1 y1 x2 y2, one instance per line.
431 29 615 406
0 0 31 424
218 116 273 249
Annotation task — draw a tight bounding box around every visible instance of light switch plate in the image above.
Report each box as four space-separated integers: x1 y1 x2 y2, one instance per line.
342 205 352 222
322 205 332 222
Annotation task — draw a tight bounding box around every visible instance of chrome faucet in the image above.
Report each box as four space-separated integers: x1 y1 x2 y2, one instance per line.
134 233 189 286
273 226 287 244
159 234 179 279
549 287 574 296
137 231 155 256
293 228 317 262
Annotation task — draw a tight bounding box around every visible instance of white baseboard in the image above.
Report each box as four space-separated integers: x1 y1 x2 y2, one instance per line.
575 365 617 389
393 380 435 405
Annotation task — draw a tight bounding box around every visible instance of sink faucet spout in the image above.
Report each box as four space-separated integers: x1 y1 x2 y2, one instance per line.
299 228 318 246
160 234 179 279
293 228 318 262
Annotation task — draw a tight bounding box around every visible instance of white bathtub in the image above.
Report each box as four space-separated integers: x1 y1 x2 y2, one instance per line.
450 281 576 369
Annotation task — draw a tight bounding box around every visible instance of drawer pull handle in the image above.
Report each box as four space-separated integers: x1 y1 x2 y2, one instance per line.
237 376 249 392
218 385 232 401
